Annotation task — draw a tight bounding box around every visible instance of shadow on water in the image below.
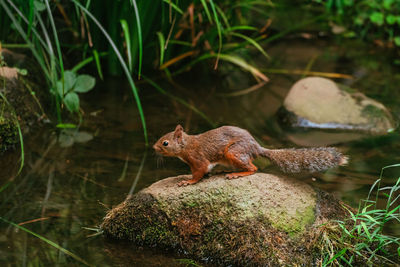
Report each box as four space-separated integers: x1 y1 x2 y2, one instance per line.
0 38 399 266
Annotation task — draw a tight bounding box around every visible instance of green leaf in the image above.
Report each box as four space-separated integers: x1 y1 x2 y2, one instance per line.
56 81 63 97
386 15 397 25
34 0 46 11
383 0 394 10
370 12 384 26
395 36 400 46
64 92 80 112
74 75 95 93
64 70 77 91
162 0 183 14
56 123 77 129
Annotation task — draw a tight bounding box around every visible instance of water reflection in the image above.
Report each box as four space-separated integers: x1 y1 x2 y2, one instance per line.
0 38 399 266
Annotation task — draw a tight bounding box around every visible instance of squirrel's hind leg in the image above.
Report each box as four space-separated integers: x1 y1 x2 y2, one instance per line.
224 150 257 179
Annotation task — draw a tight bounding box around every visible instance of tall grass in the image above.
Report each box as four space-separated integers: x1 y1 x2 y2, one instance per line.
0 0 275 146
322 164 400 266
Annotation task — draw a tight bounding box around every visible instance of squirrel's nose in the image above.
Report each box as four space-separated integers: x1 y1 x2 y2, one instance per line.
152 144 157 150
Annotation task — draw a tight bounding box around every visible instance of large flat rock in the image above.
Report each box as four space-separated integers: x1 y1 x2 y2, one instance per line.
101 173 350 265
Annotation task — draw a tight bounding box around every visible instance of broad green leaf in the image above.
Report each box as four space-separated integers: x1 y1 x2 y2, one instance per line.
64 92 80 112
74 74 95 93
386 15 396 25
383 0 394 9
369 12 384 26
63 70 77 91
394 36 400 46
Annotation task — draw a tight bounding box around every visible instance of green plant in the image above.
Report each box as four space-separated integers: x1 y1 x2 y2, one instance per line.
55 70 95 113
322 164 400 266
313 0 400 46
0 0 276 147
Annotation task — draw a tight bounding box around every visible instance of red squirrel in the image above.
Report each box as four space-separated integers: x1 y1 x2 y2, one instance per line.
153 125 348 186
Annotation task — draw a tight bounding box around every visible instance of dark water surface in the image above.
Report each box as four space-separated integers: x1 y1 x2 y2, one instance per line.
0 38 399 266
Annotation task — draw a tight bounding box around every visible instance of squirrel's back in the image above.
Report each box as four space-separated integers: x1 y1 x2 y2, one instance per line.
196 126 263 157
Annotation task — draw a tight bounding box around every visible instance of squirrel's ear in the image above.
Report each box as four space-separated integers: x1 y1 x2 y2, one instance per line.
173 124 184 143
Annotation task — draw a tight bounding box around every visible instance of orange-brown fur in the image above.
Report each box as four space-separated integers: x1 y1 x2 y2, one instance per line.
153 125 348 186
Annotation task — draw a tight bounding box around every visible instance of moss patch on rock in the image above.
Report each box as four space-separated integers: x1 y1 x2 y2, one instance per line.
0 49 47 153
101 173 351 265
0 115 18 152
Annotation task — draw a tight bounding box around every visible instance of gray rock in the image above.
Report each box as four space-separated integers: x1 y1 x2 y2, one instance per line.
281 77 395 135
101 173 350 265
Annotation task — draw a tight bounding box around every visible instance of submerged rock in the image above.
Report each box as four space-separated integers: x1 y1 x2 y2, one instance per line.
101 173 350 265
280 77 395 135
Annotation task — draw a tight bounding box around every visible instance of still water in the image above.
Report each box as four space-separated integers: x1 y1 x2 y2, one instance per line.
0 38 399 266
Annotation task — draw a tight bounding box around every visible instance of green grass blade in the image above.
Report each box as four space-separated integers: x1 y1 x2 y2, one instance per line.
156 32 165 66
72 0 148 146
386 176 400 209
208 0 223 68
215 4 230 29
27 0 34 37
44 0 64 77
326 248 347 265
175 53 269 82
92 49 104 80
199 0 212 22
15 118 24 175
225 26 258 32
0 217 91 266
361 222 371 241
218 54 269 81
120 19 132 72
130 0 142 78
229 32 270 60
168 40 192 47
162 0 183 14
71 51 107 73
6 0 51 56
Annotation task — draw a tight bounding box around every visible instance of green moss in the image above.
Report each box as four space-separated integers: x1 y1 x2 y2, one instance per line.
362 104 386 119
141 224 175 245
0 114 18 152
268 205 315 236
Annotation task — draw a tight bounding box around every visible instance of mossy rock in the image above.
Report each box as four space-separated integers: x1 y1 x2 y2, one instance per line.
280 77 395 135
101 173 350 266
0 49 47 152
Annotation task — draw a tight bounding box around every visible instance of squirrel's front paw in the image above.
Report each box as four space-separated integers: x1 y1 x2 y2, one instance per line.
225 173 238 180
178 179 196 186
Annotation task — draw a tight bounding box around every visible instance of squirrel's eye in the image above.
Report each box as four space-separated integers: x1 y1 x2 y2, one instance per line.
162 141 169 146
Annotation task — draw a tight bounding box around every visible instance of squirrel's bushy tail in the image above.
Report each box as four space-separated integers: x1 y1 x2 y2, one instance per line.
261 147 348 173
